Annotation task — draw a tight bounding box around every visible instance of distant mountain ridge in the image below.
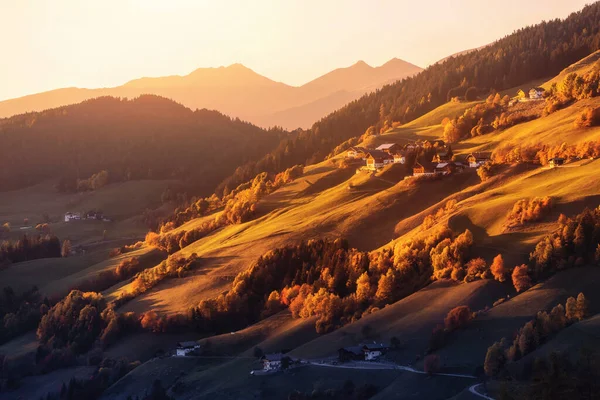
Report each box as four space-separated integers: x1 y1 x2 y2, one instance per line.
0 59 422 129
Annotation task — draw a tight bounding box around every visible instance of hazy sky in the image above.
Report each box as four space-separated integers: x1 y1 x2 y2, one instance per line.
0 0 591 101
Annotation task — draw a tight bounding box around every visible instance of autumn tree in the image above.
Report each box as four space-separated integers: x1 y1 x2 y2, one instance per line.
61 239 72 257
484 340 506 377
356 272 371 302
424 354 441 374
444 306 472 331
375 269 395 304
512 264 532 292
490 254 506 282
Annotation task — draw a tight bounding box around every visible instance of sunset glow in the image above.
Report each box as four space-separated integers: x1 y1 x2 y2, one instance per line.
0 0 590 100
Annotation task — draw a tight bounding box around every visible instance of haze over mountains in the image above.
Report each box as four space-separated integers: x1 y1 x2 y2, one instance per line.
0 58 422 130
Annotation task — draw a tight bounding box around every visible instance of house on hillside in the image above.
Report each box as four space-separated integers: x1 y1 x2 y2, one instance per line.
84 210 104 220
529 87 545 100
549 157 565 167
362 343 389 361
64 212 81 222
262 353 294 371
432 146 454 163
338 346 365 362
176 341 201 356
347 146 367 159
466 152 492 168
435 162 457 176
366 150 394 170
376 143 400 154
413 161 436 177
393 151 407 164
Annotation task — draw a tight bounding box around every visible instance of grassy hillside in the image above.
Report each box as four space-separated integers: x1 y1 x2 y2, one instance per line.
433 267 600 373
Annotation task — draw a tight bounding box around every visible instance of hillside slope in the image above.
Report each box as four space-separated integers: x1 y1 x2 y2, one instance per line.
0 95 280 194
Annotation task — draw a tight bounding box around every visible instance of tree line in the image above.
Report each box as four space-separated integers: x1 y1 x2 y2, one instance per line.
0 95 283 196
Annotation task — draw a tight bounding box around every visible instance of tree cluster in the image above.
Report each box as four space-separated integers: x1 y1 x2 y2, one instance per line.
544 64 600 115
0 234 61 265
574 106 600 128
530 207 600 279
505 197 553 230
442 95 505 143
484 293 588 377
0 95 282 196
0 286 46 345
146 165 304 254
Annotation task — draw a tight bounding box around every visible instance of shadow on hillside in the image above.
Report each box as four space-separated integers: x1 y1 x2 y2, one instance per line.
449 214 535 265
300 167 356 197
553 195 600 217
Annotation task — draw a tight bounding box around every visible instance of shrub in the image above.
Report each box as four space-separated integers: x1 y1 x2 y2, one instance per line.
490 254 506 282
484 341 506 377
505 197 553 229
444 306 472 331
511 264 532 292
424 354 441 374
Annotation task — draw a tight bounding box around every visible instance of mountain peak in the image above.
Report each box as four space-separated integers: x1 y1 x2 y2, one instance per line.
352 60 372 68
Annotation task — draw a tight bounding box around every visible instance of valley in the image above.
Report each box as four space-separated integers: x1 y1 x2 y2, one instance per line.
2 3 600 399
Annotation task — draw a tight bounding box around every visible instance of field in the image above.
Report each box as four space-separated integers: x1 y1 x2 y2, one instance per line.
0 179 175 245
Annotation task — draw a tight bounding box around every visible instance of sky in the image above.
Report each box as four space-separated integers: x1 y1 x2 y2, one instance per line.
0 0 592 101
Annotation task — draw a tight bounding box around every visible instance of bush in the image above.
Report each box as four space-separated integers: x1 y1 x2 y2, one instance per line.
444 306 472 331
505 197 553 230
424 354 441 374
511 264 532 292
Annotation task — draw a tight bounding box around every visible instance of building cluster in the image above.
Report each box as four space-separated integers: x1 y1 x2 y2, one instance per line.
260 353 298 371
347 140 446 171
175 341 202 356
347 140 491 178
338 343 390 362
509 87 546 106
64 211 110 222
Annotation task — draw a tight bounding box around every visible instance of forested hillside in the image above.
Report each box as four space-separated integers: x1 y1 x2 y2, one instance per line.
216 3 600 194
0 95 283 194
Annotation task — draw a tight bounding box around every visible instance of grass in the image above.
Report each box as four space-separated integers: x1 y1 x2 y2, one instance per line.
0 179 176 245
433 267 600 373
288 279 510 363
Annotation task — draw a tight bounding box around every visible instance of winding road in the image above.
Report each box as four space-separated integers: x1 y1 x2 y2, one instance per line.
307 360 494 399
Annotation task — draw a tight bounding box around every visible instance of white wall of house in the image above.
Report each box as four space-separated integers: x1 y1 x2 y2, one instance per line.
393 156 405 164
364 350 382 360
263 360 281 370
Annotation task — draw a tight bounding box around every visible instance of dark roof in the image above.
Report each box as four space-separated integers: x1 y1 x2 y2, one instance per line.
531 87 545 92
362 343 388 351
366 150 393 159
340 346 364 356
177 341 199 348
263 353 285 361
349 146 367 152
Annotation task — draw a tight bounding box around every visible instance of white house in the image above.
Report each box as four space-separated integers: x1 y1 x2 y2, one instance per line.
393 154 406 164
466 152 491 168
529 87 545 100
64 212 81 222
262 353 284 371
347 146 367 159
176 341 201 356
365 150 393 171
362 343 389 361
